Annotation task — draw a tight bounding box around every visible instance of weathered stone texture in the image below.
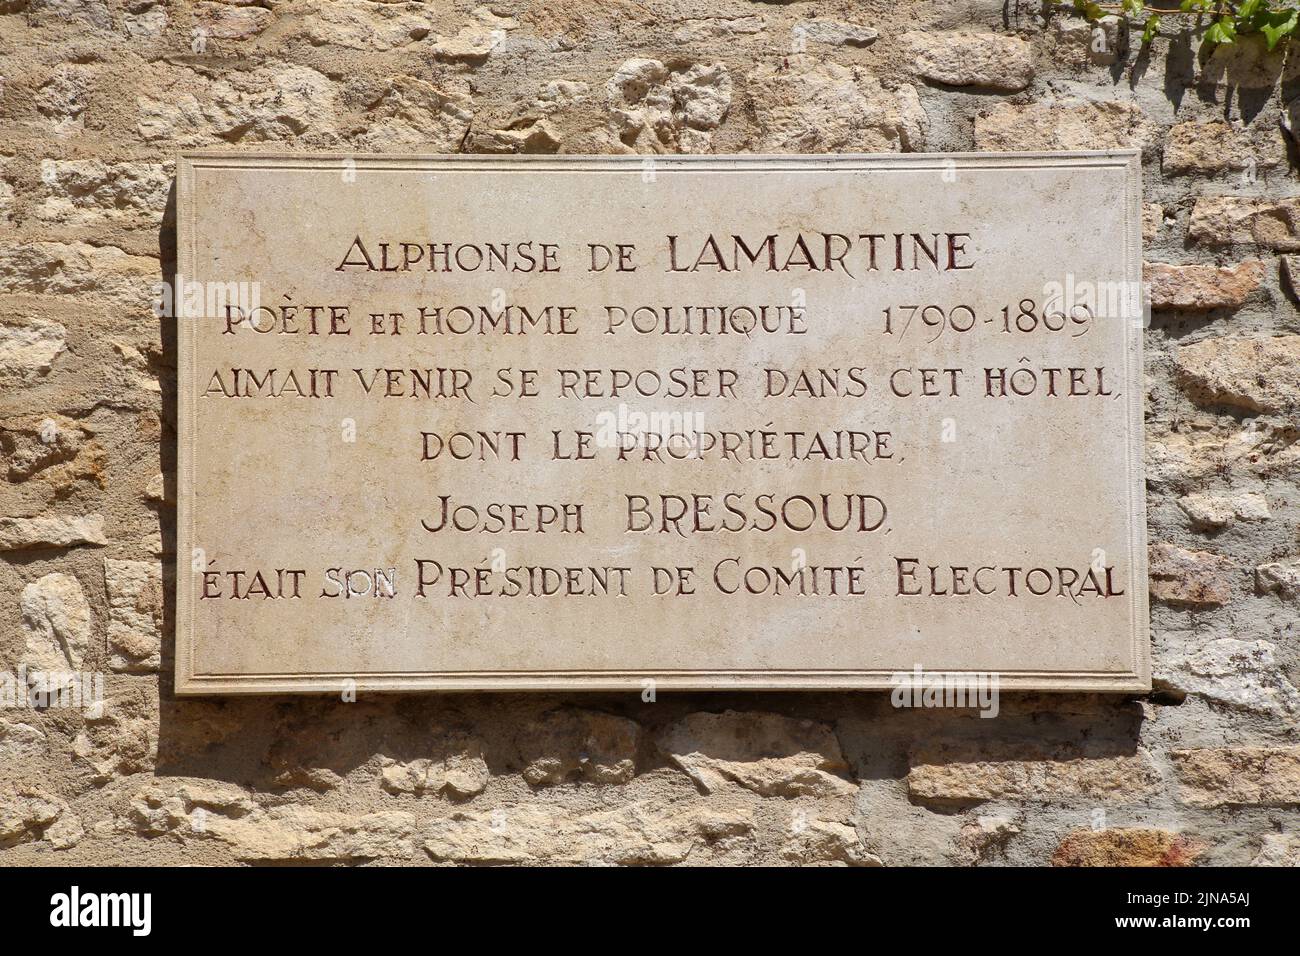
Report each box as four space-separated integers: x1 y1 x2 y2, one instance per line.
0 789 70 850
1172 748 1300 808
517 709 641 786
0 514 107 551
0 2 1297 868
907 742 1160 803
1177 492 1270 529
606 59 732 153
1142 204 1163 242
381 743 490 799
1144 261 1264 311
35 160 169 226
131 781 416 862
104 559 163 672
1189 197 1300 250
1157 639 1300 715
1147 542 1237 607
1051 16 1127 67
1256 559 1300 599
1164 121 1285 174
0 242 156 301
0 319 66 383
425 800 757 865
20 572 91 672
1052 829 1204 867
747 57 926 152
657 712 856 798
1252 834 1300 866
0 720 47 763
904 32 1033 91
975 99 1148 150
1173 335 1300 416
195 1 273 41
1 414 105 490
793 19 877 49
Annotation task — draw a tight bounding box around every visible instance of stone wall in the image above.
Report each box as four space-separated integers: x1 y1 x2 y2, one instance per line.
2 0 1298 866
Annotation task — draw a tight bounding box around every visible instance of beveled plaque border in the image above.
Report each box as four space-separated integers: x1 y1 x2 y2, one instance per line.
175 151 1148 695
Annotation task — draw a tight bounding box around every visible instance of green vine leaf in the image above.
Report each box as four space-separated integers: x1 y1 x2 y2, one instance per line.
1259 9 1300 49
1141 13 1162 43
1073 0 1107 22
1056 0 1300 55
1204 15 1238 46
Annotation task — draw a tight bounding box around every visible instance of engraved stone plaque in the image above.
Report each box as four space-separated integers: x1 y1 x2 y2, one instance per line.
175 152 1147 694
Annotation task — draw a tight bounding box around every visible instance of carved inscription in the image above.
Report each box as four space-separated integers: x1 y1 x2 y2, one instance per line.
175 154 1149 693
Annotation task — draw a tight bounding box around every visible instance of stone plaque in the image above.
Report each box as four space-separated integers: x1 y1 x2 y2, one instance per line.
175 152 1148 694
